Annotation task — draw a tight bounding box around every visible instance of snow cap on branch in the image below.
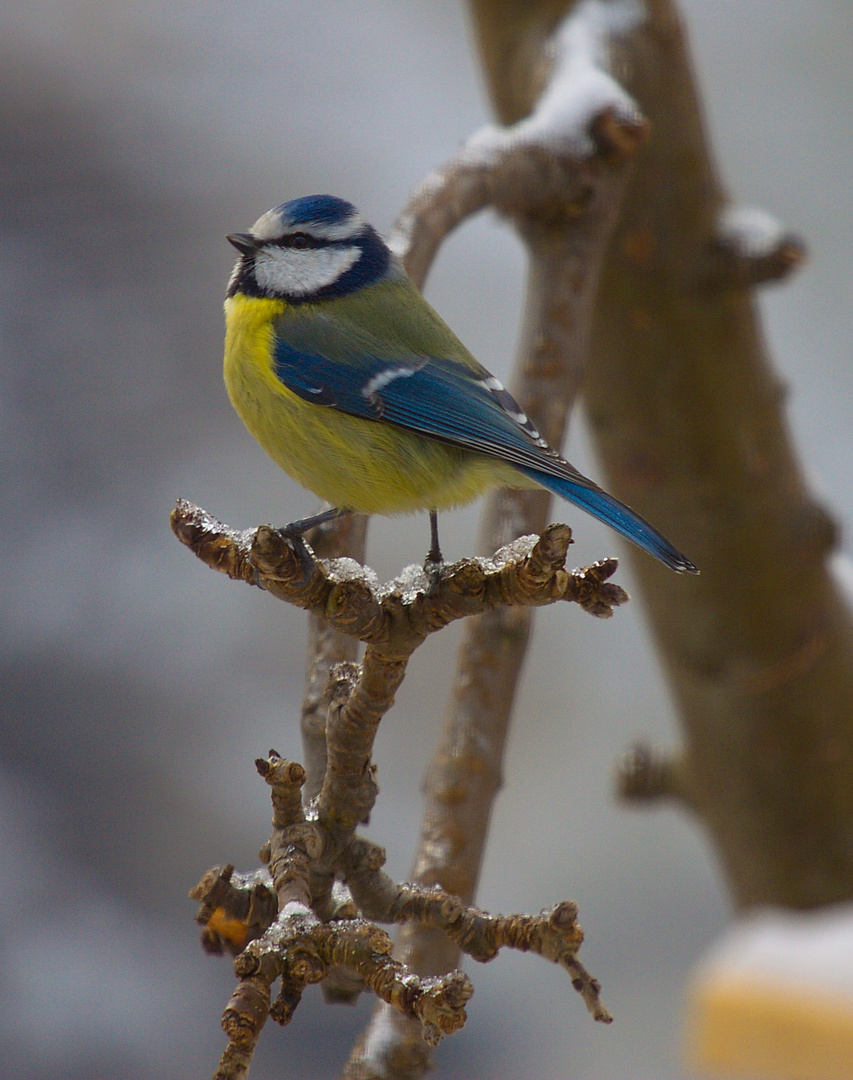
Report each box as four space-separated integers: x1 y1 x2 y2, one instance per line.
717 205 789 260
467 0 644 160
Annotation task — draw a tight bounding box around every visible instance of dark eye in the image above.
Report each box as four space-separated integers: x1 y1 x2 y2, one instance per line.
285 232 313 249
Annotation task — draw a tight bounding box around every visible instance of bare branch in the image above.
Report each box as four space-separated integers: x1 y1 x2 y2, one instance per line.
190 745 607 1078
174 496 625 1074
171 504 627 640
300 513 369 801
616 743 698 812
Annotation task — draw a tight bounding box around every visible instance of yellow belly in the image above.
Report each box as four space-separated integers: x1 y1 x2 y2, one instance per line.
223 295 530 515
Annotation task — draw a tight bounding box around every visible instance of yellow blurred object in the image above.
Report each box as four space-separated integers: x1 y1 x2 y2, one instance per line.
208 906 249 950
687 906 853 1080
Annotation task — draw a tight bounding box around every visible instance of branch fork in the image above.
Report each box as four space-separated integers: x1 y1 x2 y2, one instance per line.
191 744 610 1078
175 498 623 1078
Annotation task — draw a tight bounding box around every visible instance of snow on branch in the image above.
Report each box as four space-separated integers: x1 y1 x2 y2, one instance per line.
467 0 644 160
390 0 648 288
706 204 806 288
172 498 624 1076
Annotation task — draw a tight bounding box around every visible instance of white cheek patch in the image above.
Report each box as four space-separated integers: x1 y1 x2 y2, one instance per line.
227 260 242 293
253 245 361 296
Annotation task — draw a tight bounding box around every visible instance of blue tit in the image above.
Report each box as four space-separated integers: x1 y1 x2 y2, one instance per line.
224 194 697 574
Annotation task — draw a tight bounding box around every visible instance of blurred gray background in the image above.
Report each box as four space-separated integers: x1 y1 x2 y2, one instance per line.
1 2 851 1077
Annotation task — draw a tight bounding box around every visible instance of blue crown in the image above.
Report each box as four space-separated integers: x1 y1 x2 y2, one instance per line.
274 195 358 229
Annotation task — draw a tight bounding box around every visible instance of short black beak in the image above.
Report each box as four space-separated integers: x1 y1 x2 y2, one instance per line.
226 232 260 256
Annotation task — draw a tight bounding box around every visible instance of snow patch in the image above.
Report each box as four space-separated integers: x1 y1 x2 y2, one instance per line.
326 557 380 590
476 533 540 573
466 0 644 160
718 205 787 258
378 562 430 602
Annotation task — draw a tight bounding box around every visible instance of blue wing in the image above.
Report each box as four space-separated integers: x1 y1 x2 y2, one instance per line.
274 334 559 467
272 324 697 573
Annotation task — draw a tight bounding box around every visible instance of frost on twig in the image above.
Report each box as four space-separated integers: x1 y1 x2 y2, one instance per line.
170 500 627 632
390 1 648 288
173 499 623 1077
189 748 609 1080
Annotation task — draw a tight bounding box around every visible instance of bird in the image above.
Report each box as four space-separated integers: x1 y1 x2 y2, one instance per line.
223 194 697 577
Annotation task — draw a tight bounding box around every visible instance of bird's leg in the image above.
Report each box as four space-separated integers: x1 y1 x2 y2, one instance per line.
424 510 444 595
282 506 352 536
251 507 351 588
277 507 352 574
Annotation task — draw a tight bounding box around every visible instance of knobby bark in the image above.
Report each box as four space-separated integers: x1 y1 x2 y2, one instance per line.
175 506 620 1078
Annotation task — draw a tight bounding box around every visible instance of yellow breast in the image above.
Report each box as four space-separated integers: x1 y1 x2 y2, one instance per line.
223 293 530 515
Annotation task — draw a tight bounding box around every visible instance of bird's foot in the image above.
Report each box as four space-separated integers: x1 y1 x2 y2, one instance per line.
276 507 352 576
274 508 347 582
279 525 313 569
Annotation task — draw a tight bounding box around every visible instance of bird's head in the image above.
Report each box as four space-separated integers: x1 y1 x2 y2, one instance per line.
226 195 392 303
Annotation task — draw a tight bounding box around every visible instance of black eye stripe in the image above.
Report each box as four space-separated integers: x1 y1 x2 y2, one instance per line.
273 229 366 250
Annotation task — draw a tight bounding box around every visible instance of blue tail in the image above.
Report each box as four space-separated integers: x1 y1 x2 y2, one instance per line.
520 466 698 574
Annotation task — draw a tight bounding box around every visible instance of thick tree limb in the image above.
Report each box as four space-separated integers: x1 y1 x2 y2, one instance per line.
469 0 853 913
583 1 853 910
